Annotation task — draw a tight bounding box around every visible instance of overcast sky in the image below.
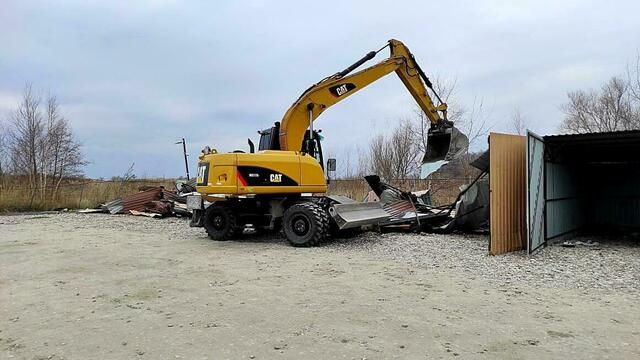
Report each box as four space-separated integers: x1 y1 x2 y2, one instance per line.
1 0 639 178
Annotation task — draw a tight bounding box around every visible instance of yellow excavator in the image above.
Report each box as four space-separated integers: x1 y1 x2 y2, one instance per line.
189 39 467 246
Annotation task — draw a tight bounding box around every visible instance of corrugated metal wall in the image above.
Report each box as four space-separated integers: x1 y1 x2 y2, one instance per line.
545 162 586 239
489 133 526 255
589 166 640 227
545 159 640 240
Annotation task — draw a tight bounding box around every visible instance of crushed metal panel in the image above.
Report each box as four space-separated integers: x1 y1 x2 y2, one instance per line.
489 133 526 255
162 189 186 204
382 200 415 219
470 150 490 172
129 210 162 218
102 199 123 214
527 131 546 253
122 187 163 213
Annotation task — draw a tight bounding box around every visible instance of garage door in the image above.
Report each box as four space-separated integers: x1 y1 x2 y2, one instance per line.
489 133 526 255
527 131 545 253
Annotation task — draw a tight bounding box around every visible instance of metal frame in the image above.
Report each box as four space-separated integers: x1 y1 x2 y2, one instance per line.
526 130 546 254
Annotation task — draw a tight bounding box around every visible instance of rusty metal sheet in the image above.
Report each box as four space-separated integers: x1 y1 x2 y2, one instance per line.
489 133 526 255
162 189 186 204
383 200 415 219
122 187 163 213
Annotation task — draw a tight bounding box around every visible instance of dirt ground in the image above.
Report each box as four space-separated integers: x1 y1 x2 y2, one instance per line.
1 213 639 359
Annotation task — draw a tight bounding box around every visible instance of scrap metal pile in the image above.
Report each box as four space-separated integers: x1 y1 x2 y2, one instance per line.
79 180 196 218
329 159 489 234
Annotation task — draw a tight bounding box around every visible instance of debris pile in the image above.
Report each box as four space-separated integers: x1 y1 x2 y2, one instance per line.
80 180 195 218
341 169 489 234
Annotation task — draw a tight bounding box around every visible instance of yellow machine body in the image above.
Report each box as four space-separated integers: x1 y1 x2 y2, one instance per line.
191 39 463 246
196 150 327 196
196 39 457 199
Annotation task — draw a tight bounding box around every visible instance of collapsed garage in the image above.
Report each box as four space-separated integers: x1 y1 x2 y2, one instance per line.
488 130 640 255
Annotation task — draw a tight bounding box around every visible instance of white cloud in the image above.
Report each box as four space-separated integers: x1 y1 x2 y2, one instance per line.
1 0 639 177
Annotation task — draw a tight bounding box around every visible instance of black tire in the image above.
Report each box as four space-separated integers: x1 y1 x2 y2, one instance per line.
283 202 328 247
203 203 239 241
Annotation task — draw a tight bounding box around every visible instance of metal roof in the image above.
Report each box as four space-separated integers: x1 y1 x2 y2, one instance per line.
544 129 640 142
543 130 640 164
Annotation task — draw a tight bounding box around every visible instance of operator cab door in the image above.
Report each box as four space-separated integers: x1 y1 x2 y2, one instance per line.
303 130 324 170
527 130 546 253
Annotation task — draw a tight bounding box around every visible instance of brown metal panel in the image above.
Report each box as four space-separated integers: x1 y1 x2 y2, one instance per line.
489 133 526 255
122 187 163 213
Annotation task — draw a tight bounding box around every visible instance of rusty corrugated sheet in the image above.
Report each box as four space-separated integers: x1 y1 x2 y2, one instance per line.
122 187 163 213
383 200 414 220
489 133 526 255
162 189 186 204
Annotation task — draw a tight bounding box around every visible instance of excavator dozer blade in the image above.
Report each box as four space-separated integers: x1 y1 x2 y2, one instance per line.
422 126 469 164
328 202 390 230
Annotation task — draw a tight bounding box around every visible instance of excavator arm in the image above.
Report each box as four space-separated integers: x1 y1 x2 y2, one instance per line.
278 39 467 163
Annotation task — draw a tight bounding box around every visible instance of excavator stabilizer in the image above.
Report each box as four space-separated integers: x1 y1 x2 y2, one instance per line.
422 126 469 164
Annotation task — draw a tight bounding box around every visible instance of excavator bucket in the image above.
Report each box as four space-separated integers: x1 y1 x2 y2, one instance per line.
422 126 469 164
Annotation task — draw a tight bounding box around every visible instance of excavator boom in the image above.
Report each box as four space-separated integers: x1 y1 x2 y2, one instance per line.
278 39 468 163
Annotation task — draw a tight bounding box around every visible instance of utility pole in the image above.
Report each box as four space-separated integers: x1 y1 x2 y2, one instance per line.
175 138 190 180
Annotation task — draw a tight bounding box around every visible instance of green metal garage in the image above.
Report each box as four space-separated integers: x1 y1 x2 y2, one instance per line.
489 130 640 254
527 130 640 253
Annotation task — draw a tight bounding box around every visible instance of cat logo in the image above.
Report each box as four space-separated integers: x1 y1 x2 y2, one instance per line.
335 84 349 96
269 173 283 183
329 83 356 97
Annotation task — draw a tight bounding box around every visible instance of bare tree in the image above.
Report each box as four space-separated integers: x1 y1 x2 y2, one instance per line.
8 84 43 191
368 134 394 181
389 119 421 179
626 52 640 103
458 96 491 147
367 118 422 181
6 84 86 196
413 77 490 152
560 76 640 133
511 107 527 135
0 119 7 178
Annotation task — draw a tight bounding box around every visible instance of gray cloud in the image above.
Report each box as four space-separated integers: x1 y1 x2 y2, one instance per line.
1 0 639 177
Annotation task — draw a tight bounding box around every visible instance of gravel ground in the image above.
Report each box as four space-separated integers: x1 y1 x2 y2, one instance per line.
327 231 640 295
5 212 639 295
2 212 639 359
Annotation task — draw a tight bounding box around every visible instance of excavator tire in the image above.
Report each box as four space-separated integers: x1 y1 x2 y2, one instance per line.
203 203 240 241
283 202 328 247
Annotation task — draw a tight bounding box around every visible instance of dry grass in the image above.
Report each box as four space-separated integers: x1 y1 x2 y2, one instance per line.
1 176 472 212
0 177 176 212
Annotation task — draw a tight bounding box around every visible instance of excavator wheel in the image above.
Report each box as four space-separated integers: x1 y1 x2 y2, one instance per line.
203 203 241 241
283 202 328 247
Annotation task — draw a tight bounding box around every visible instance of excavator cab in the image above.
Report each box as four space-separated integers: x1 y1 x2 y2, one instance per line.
258 122 281 151
303 129 324 170
257 122 324 169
